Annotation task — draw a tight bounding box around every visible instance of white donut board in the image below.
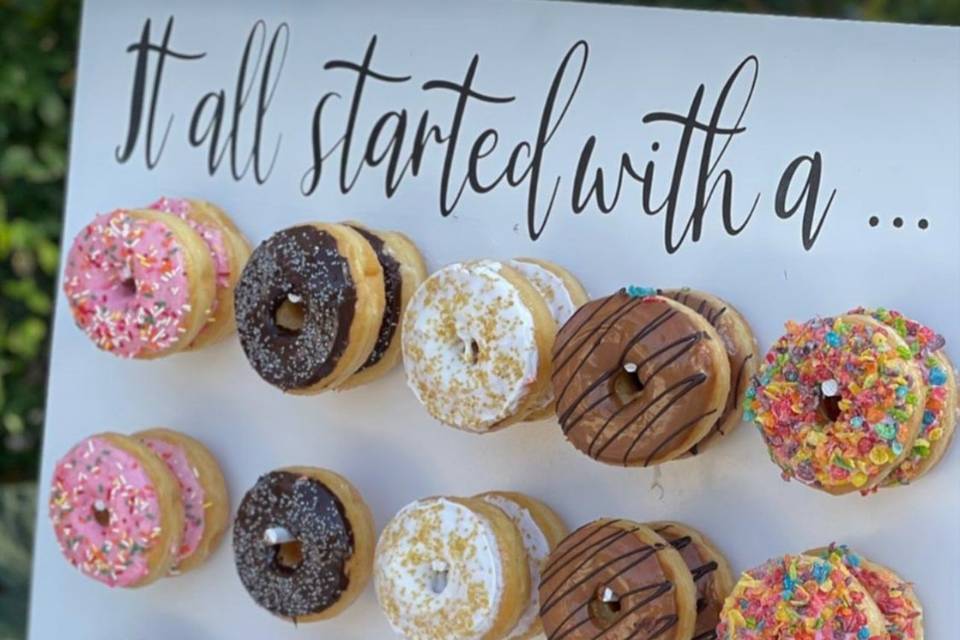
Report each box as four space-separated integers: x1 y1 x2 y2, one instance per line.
30 0 960 637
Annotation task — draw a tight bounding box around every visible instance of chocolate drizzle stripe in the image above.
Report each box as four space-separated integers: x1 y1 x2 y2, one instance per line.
640 408 716 465
553 293 625 360
589 372 707 460
599 586 676 640
562 391 615 435
692 632 718 640
553 297 648 397
549 580 674 640
691 560 719 582
541 544 661 616
540 523 635 586
558 309 677 430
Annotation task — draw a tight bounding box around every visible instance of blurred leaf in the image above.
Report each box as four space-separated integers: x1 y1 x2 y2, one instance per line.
5 318 46 359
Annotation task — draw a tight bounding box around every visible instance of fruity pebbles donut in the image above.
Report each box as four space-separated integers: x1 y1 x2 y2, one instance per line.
63 208 216 358
135 428 229 575
746 315 927 494
539 519 698 640
234 223 385 393
807 544 924 640
716 554 888 640
374 496 531 640
851 308 957 487
552 287 731 466
233 467 375 622
48 433 184 587
402 260 555 432
148 197 251 349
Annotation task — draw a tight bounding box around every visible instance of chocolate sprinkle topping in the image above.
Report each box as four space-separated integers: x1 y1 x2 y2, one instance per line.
234 226 356 390
233 471 355 619
348 225 402 372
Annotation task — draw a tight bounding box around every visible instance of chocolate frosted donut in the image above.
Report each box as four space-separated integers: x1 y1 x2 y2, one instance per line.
539 519 697 640
349 224 402 373
232 468 375 622
552 289 731 466
234 225 356 391
337 225 427 389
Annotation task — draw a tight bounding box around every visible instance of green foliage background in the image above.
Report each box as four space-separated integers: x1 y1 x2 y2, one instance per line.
0 0 956 637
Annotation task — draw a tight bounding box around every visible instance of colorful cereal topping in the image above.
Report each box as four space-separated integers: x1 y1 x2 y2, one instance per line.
717 554 884 640
746 317 920 491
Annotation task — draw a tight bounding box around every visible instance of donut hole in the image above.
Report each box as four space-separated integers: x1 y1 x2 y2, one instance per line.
429 561 450 594
457 338 481 365
119 276 137 297
275 294 306 334
589 586 623 628
819 395 842 422
272 539 304 574
91 501 110 527
613 363 645 404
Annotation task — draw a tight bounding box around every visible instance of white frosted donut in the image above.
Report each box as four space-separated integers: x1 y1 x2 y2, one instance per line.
402 261 546 432
374 497 508 640
479 493 550 640
509 260 577 325
508 259 583 419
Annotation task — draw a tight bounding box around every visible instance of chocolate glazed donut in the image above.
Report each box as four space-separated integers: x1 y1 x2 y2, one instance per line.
234 225 355 391
551 290 731 466
538 519 695 640
233 470 354 621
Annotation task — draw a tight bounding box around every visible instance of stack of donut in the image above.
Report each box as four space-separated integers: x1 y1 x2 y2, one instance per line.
62 197 251 358
234 222 427 393
745 308 957 495
402 258 587 432
374 491 567 640
549 286 759 466
718 544 923 639
48 428 228 586
538 518 733 640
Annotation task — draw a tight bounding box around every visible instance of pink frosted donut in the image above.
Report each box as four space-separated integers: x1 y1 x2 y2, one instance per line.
48 433 183 587
62 208 214 358
137 428 229 575
141 437 204 567
149 197 230 292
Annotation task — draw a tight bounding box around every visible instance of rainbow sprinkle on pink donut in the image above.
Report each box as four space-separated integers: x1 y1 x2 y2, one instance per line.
63 209 191 357
48 436 164 587
141 436 206 571
149 197 229 290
